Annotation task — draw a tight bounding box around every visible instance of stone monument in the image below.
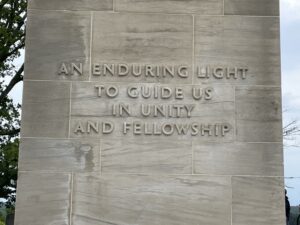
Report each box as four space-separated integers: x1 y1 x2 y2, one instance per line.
15 0 284 224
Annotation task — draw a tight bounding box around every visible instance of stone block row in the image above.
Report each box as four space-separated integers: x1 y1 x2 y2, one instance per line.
15 172 285 225
21 81 282 142
19 136 283 176
28 0 279 16
24 11 280 85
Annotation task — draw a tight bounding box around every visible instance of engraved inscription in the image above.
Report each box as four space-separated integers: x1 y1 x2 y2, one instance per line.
56 62 249 81
73 120 232 137
55 61 245 137
197 66 248 80
92 63 189 78
71 83 234 137
58 62 83 76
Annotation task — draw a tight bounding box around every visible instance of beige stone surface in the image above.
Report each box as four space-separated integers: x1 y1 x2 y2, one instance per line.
19 138 100 172
194 142 283 176
115 0 223 15
25 10 91 81
194 16 280 86
92 12 193 84
232 177 285 225
16 0 284 224
15 172 71 225
21 81 70 138
236 86 282 142
225 0 279 16
72 174 231 225
28 0 113 11
101 136 192 174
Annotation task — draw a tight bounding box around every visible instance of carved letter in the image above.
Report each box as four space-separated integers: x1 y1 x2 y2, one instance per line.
133 122 142 135
161 87 172 99
71 63 83 76
175 124 189 135
154 105 166 117
213 67 224 79
145 65 155 77
144 123 153 135
175 88 184 99
221 124 231 136
162 123 174 136
185 105 195 118
112 104 117 116
191 123 199 136
173 105 184 118
132 64 142 77
123 122 131 134
103 122 114 134
201 124 213 136
58 63 69 75
178 66 188 78
93 63 101 76
74 122 85 134
119 104 131 116
197 66 209 78
118 64 129 76
240 68 248 79
104 64 115 76
192 87 203 100
95 85 105 97
87 121 99 133
153 123 162 135
226 67 238 79
163 65 175 77
141 86 151 99
141 104 151 117
204 87 213 100
127 86 138 98
106 86 119 98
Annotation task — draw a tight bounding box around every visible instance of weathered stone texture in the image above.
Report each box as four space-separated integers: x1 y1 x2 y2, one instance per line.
232 177 285 225
15 173 71 225
194 16 280 86
194 142 283 176
72 174 232 225
115 0 223 15
25 10 91 81
21 81 70 138
92 13 193 84
224 0 279 16
101 136 192 174
28 0 113 11
236 86 282 142
16 0 283 224
19 138 100 172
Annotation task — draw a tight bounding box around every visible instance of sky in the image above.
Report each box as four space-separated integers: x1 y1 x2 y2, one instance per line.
281 0 300 206
6 0 300 206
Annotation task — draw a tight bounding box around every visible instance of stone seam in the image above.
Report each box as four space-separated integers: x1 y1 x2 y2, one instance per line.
26 9 280 17
89 11 93 82
69 173 74 225
21 79 282 88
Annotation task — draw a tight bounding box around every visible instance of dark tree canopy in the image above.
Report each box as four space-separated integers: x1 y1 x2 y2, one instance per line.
0 0 27 208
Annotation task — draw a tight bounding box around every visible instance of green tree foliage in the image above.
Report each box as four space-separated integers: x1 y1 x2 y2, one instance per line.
0 0 27 207
0 140 18 208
